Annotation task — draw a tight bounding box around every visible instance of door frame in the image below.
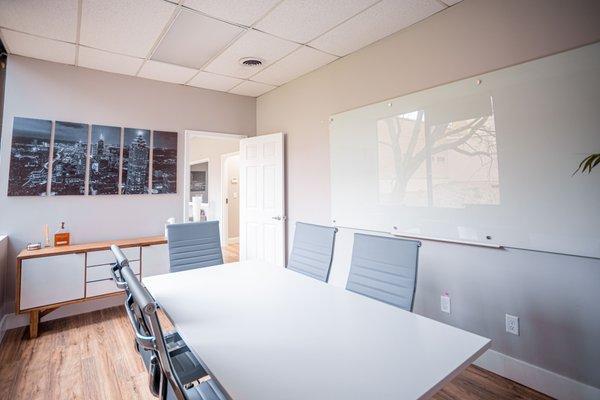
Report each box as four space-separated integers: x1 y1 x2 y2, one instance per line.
220 151 240 245
183 130 247 223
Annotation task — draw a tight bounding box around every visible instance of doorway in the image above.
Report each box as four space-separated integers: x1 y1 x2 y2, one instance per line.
183 130 247 253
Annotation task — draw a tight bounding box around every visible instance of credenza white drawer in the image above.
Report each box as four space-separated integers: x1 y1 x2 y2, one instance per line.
86 260 140 282
86 274 140 298
87 246 140 267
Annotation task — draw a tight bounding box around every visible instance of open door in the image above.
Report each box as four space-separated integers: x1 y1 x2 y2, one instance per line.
239 133 285 266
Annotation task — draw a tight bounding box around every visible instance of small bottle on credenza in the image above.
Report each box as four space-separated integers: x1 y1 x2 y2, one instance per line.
54 222 70 247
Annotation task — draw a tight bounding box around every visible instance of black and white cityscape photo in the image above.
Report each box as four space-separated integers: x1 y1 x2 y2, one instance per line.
89 125 121 195
50 121 88 195
152 130 178 194
122 128 150 194
7 117 52 196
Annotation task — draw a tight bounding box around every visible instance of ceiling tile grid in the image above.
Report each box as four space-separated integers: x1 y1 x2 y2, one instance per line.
255 0 380 44
310 0 445 57
229 80 276 97
80 0 177 58
252 46 338 86
183 0 281 27
78 46 144 76
151 9 245 69
0 0 459 97
188 71 243 92
0 0 78 42
204 29 300 79
1 29 76 65
138 60 198 84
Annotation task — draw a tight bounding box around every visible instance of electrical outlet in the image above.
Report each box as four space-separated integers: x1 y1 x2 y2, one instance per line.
505 314 519 335
440 293 451 314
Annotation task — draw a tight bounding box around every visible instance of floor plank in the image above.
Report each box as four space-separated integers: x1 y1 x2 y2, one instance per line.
0 244 553 400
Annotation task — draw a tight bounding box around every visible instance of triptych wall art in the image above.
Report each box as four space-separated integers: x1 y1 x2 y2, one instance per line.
7 117 178 196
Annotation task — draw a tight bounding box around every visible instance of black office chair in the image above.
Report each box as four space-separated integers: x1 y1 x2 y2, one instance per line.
111 246 225 399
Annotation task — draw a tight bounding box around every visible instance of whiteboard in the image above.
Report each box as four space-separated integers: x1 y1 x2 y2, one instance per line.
330 43 600 258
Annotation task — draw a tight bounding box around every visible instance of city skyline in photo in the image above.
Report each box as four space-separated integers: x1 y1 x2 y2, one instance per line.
6 117 178 196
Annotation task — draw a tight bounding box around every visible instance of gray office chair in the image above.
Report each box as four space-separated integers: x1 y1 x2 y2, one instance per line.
118 262 227 400
287 222 337 282
346 233 420 311
166 221 223 273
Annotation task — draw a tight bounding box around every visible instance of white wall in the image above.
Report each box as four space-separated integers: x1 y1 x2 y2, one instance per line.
188 136 240 228
0 56 255 316
257 0 600 395
226 155 240 240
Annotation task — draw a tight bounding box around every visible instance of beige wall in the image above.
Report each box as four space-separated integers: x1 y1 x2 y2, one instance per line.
257 0 600 393
0 56 255 317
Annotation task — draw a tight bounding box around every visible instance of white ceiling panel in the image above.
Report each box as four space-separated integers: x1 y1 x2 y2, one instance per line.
1 29 76 65
138 60 198 84
183 0 280 26
205 30 299 79
0 0 78 42
252 46 337 86
187 71 243 92
78 46 144 76
441 0 463 5
310 0 444 56
152 9 244 69
80 0 176 58
255 0 379 44
229 80 276 97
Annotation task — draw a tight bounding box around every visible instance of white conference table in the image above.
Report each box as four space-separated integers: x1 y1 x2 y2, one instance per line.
144 261 490 400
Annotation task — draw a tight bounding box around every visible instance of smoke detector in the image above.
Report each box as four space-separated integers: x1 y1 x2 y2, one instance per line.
239 57 263 67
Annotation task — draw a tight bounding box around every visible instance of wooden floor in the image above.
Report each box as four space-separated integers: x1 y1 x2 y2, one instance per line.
0 244 552 400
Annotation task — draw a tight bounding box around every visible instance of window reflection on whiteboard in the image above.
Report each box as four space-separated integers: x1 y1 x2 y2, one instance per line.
378 95 499 208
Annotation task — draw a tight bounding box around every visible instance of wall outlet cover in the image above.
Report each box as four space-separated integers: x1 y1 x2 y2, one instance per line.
506 314 519 335
441 294 451 314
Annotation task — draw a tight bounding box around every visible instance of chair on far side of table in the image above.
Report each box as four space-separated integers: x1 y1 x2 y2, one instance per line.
166 221 223 273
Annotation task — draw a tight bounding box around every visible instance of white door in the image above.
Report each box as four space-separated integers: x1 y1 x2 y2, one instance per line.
239 133 285 266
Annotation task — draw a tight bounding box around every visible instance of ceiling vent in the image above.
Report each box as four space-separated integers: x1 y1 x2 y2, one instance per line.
239 57 263 67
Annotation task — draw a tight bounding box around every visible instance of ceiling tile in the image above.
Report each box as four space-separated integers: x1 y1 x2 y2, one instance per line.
80 0 176 58
152 9 244 69
204 30 299 79
310 0 444 56
183 0 280 26
252 46 337 86
78 46 144 76
2 29 76 64
229 80 276 97
255 0 379 44
0 0 78 42
138 60 198 84
441 0 463 5
188 71 243 92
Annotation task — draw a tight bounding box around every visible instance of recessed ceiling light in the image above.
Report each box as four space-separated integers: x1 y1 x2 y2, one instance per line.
239 57 263 67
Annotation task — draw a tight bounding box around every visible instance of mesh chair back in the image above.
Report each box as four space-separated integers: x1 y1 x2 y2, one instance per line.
346 233 420 311
167 221 223 272
287 222 337 282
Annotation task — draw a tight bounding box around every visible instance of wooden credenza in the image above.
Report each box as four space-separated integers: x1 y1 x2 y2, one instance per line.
16 235 169 338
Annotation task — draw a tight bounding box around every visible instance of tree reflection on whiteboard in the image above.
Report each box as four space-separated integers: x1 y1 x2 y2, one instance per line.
378 96 499 208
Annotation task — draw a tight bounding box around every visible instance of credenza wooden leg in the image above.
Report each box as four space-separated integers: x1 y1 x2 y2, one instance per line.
29 310 39 338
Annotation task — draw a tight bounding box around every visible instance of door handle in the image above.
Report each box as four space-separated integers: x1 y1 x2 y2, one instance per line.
272 216 287 221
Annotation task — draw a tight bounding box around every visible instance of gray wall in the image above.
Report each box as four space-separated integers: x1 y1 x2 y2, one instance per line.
257 0 600 390
0 55 256 316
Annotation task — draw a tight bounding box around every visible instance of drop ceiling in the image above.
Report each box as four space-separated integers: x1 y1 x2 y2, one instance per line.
0 0 461 97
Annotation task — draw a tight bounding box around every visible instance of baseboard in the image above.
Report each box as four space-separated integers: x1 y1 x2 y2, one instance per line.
228 237 239 244
475 349 600 400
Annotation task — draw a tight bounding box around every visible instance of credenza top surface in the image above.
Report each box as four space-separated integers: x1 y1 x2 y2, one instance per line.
17 235 167 260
